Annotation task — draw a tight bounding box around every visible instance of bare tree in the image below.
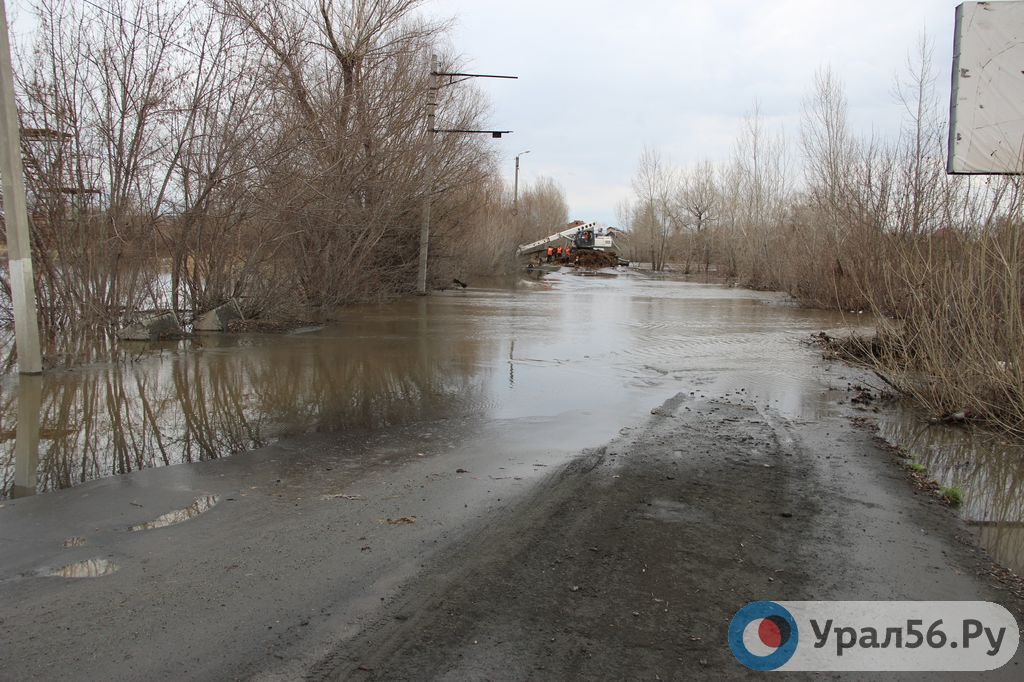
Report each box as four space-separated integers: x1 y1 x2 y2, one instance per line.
715 102 789 285
891 32 946 236
676 159 719 272
1 0 505 358
801 68 856 237
679 159 718 233
517 176 569 242
630 146 675 271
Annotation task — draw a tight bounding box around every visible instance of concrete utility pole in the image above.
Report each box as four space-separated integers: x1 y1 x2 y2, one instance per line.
416 55 439 296
513 150 530 215
0 2 42 374
11 373 41 497
416 56 517 295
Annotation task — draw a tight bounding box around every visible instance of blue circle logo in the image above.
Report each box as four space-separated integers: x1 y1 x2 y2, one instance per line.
728 601 799 671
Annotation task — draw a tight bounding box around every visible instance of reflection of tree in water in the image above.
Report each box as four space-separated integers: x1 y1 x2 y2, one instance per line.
0 331 489 498
0 387 14 492
879 412 1024 572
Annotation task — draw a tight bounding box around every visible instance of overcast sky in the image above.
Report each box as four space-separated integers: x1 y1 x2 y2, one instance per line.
5 0 960 226
425 0 958 225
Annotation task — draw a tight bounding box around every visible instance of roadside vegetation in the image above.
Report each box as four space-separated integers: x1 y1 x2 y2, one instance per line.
619 36 1024 438
0 0 563 365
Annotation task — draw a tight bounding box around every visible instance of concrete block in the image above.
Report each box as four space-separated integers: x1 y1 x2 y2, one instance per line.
117 312 183 341
193 299 243 332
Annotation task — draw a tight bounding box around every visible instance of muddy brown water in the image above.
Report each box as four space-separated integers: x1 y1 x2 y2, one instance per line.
878 405 1024 575
2 268 1023 574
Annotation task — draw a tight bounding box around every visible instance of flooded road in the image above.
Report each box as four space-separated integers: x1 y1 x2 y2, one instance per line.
2 270 1023 681
4 270 1023 575
1 270 855 499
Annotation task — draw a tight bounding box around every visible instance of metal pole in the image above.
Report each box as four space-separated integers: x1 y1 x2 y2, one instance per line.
416 54 438 296
0 3 42 374
513 155 520 211
512 150 529 216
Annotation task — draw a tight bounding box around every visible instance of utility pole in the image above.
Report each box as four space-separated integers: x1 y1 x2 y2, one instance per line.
11 373 41 497
513 150 530 215
416 56 517 295
416 55 438 296
0 2 42 374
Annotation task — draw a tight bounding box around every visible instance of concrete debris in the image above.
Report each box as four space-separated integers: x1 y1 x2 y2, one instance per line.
116 312 184 341
194 299 244 332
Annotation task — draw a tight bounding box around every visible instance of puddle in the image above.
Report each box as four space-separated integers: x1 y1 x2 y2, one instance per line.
46 558 119 578
129 494 220 531
878 405 1024 575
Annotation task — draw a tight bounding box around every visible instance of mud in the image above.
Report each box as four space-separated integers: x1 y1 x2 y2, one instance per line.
305 397 1024 681
568 250 620 269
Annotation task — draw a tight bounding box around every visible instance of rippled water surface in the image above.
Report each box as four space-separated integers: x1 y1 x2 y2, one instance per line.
2 271 848 496
2 269 1021 572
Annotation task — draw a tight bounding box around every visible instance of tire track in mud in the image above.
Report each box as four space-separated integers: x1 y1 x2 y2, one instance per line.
297 391 1024 681
304 395 821 681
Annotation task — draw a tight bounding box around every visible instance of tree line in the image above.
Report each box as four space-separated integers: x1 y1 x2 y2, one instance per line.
0 0 566 360
620 36 1024 435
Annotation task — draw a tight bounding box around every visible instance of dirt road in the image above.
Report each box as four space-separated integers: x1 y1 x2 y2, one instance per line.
294 395 1023 681
2 390 1021 680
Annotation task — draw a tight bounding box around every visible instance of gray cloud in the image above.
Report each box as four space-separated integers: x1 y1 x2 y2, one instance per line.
427 0 956 224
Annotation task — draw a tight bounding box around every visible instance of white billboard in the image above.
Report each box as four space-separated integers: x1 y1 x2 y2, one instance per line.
948 1 1024 174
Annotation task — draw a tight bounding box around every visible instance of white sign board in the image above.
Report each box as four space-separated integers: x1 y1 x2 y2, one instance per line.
948 1 1024 174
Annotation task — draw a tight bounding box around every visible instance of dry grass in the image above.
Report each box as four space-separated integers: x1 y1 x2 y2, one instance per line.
801 223 1024 436
673 56 1024 439
870 224 1024 436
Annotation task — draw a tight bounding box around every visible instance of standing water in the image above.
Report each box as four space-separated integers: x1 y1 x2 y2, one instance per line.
1 270 1021 573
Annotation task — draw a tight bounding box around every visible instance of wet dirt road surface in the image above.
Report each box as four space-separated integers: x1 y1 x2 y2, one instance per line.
0 270 1021 680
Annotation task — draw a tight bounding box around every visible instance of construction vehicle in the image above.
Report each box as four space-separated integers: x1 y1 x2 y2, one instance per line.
516 221 616 258
570 226 615 252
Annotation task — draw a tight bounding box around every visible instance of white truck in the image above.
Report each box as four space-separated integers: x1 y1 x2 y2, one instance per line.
516 221 615 256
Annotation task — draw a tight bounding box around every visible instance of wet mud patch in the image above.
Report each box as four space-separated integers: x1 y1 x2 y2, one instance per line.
309 396 819 680
130 494 219 532
639 498 713 524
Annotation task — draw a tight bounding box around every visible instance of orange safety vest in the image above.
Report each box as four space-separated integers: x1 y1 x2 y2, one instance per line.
547 247 553 256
